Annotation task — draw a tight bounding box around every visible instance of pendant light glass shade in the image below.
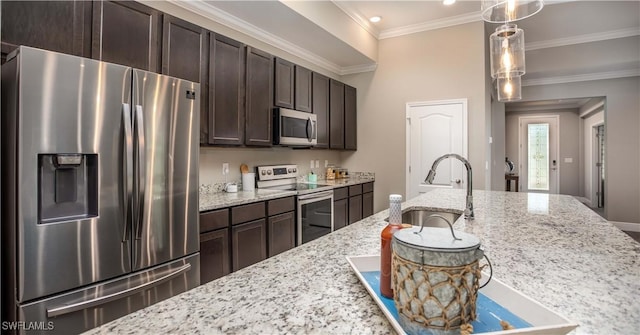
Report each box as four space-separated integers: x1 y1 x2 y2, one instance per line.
481 0 544 23
490 23 525 79
497 75 522 102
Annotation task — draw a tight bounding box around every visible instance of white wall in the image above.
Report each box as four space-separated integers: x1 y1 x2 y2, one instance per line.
505 109 581 196
522 77 640 223
342 22 489 213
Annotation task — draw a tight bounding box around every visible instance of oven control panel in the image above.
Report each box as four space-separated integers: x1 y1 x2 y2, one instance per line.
256 164 298 181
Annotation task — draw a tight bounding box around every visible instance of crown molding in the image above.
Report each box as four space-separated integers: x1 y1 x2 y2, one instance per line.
170 0 343 74
579 99 605 118
526 27 640 51
379 11 482 40
522 69 640 86
340 63 378 75
331 0 380 39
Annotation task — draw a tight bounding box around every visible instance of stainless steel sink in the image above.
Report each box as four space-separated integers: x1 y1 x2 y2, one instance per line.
386 209 462 228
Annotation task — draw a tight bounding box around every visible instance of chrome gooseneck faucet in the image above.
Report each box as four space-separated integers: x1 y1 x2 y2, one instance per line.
424 153 474 220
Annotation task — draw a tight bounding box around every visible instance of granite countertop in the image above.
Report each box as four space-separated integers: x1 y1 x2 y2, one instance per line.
199 176 375 212
86 189 640 334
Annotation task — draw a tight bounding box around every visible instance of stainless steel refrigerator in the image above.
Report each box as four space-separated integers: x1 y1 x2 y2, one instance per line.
1 46 200 334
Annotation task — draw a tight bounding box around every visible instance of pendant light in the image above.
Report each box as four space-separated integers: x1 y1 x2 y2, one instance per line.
497 75 522 102
481 0 544 23
490 23 525 79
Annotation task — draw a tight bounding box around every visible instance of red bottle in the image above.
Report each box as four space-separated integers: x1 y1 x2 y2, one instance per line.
380 194 403 298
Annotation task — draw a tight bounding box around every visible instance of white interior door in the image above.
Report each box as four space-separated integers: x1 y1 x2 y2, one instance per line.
406 99 467 199
519 116 559 194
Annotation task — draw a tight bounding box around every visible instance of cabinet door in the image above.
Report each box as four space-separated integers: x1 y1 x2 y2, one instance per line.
312 72 330 149
268 212 295 257
246 47 274 146
232 219 267 271
348 194 363 224
161 15 209 144
334 198 348 230
329 79 345 149
362 192 374 218
209 34 245 145
345 84 357 150
200 228 230 284
295 66 312 113
92 0 161 72
1 0 91 57
274 57 294 108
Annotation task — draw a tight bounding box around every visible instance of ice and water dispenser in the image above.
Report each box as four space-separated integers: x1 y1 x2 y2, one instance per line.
39 154 98 223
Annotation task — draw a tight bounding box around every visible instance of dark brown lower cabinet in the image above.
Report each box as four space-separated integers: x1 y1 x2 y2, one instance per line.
200 228 230 284
362 182 374 218
232 219 267 271
268 212 295 257
348 194 363 224
334 198 348 230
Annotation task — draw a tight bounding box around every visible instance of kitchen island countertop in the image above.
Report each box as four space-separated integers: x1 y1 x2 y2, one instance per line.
87 189 640 334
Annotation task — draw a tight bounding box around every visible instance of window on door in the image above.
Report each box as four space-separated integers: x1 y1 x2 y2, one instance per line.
527 123 549 191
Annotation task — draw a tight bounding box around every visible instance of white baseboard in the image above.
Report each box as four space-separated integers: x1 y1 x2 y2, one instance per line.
573 196 592 207
611 221 640 232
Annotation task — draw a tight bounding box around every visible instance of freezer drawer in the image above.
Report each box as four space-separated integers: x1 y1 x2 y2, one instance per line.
17 254 200 335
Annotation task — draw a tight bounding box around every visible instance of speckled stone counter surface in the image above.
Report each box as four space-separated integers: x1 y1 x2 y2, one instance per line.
318 176 375 188
199 176 375 212
199 188 297 212
86 189 640 334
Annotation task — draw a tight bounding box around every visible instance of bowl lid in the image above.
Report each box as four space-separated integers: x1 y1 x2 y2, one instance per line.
393 226 481 252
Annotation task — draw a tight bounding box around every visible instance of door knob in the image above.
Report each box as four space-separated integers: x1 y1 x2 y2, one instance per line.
452 179 461 184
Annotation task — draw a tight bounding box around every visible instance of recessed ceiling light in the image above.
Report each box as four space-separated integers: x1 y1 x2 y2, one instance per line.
369 16 381 23
443 0 456 5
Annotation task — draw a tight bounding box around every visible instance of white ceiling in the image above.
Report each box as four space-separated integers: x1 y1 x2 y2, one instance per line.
183 0 640 109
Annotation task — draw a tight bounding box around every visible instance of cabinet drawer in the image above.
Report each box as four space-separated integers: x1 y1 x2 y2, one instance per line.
200 208 229 233
334 187 348 201
349 184 362 196
268 196 295 216
362 182 374 193
232 202 266 225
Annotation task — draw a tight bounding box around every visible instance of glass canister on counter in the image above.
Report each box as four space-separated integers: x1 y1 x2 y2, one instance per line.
326 165 335 180
380 194 403 298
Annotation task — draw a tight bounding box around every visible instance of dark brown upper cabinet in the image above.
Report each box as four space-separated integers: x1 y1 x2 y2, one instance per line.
245 47 274 146
312 72 330 149
329 79 345 149
161 15 208 83
344 84 357 150
294 66 312 113
274 57 294 109
1 0 92 58
91 0 161 72
208 34 246 145
161 15 209 144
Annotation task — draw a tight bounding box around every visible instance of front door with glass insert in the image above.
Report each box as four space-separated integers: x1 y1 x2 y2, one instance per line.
519 116 559 193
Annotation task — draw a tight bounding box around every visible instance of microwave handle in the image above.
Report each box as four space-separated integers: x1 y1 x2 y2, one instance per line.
306 117 313 142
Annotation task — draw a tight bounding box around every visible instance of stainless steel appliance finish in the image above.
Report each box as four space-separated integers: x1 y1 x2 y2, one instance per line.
1 46 200 333
273 108 317 147
256 164 333 245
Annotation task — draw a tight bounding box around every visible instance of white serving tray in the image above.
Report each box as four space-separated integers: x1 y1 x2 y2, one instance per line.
346 255 578 335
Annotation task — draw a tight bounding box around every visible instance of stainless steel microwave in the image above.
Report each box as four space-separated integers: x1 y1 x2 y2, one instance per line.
273 108 317 146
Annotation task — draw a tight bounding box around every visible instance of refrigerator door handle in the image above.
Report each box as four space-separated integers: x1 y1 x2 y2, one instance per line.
122 103 134 242
46 263 191 317
134 105 146 240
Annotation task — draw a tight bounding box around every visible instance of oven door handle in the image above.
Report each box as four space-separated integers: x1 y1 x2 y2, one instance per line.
298 190 334 202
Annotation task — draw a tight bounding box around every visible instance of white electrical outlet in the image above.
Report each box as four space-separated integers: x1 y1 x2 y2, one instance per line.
222 163 229 175
315 160 319 168
325 160 328 168
310 160 314 169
